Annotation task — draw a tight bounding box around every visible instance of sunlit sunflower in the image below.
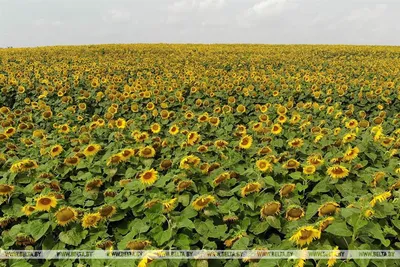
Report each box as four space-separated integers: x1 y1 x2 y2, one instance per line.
21 204 35 216
271 123 282 135
162 198 178 213
169 124 180 135
107 153 123 166
283 159 300 170
176 180 193 192
187 131 200 145
342 146 359 162
260 201 281 218
302 165 316 175
213 172 231 185
288 138 304 148
83 144 101 157
371 171 385 187
318 216 335 231
115 118 126 129
49 144 63 158
342 133 356 143
126 240 152 250
82 212 102 228
285 205 305 221
150 123 161 133
192 195 216 210
289 226 321 247
256 159 273 172
85 178 103 191
179 155 201 169
370 191 391 207
64 156 80 166
140 169 158 186
35 195 58 211
318 202 340 216
55 207 78 226
241 182 262 197
327 165 349 179
139 146 156 158
239 135 253 149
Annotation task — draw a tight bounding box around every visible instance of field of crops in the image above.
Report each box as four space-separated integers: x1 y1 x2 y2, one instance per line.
0 44 400 267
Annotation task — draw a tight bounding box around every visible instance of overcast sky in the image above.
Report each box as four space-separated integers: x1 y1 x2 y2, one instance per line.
0 0 399 47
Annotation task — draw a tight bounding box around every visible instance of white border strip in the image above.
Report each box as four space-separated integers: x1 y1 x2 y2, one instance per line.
1 250 399 260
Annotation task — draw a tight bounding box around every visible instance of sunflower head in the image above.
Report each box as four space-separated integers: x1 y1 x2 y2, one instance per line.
192 195 215 211
260 201 281 218
318 202 340 216
327 165 349 179
279 183 296 197
256 159 273 172
21 204 36 216
55 207 78 226
239 135 253 149
139 146 156 158
289 226 321 247
81 212 102 228
98 205 117 219
241 182 262 197
126 240 152 250
285 205 305 221
83 144 101 157
140 169 158 186
35 195 58 211
0 184 15 196
318 216 335 231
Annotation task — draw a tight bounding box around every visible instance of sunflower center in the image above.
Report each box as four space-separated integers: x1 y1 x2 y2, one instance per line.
57 209 75 221
99 206 113 217
39 198 52 205
288 208 303 217
0 185 12 193
87 146 95 152
332 167 344 174
320 204 337 215
241 139 249 145
143 172 152 180
300 230 313 239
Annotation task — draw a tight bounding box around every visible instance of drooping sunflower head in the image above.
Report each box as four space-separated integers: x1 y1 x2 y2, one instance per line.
35 195 58 211
280 183 296 197
64 156 80 166
192 195 216 210
260 201 281 218
327 165 349 179
15 234 35 246
140 169 158 186
162 198 178 213
307 154 324 167
160 159 173 170
0 184 15 196
98 205 117 219
370 191 391 207
176 180 193 192
241 182 262 197
85 178 103 191
283 159 300 170
288 138 304 148
213 172 231 185
81 212 102 228
21 204 36 216
371 171 385 187
55 207 78 226
317 216 335 231
289 226 321 247
120 149 135 161
126 240 152 250
107 154 123 166
96 240 114 250
285 205 305 221
302 165 316 175
223 214 239 223
318 202 340 216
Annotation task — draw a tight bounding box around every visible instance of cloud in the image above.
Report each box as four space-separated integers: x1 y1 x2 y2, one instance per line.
248 0 288 17
347 4 387 21
168 0 225 12
104 8 131 22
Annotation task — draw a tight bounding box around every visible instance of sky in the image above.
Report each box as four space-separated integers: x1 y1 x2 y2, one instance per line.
0 0 399 47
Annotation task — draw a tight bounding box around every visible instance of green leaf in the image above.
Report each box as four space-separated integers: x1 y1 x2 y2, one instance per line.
28 220 50 241
325 221 353 237
231 237 250 250
365 222 390 247
305 203 320 220
249 221 269 235
153 228 173 246
174 234 191 249
59 228 88 246
176 217 195 229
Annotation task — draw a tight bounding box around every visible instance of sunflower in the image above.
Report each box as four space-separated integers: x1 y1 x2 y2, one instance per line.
280 183 295 197
107 154 123 166
318 202 340 216
239 135 253 149
370 191 391 207
289 226 321 247
176 180 193 191
318 216 335 231
302 165 316 175
371 171 385 187
55 207 78 226
58 124 70 134
120 149 135 161
342 146 359 162
213 172 231 185
10 159 39 173
21 204 35 216
307 154 324 167
192 195 216 210
83 144 101 157
327 165 349 179
179 155 201 169
82 213 102 228
288 138 304 148
139 146 156 158
364 209 375 218
140 169 158 186
150 123 161 133
98 205 117 219
162 198 178 213
126 240 152 250
214 139 228 149
256 159 273 172
64 156 80 166
285 205 305 221
260 201 281 218
169 124 180 135
35 195 58 211
115 118 126 129
283 159 300 169
85 178 103 191
241 182 262 197
271 124 282 135
342 133 356 143
0 184 14 196
187 131 200 145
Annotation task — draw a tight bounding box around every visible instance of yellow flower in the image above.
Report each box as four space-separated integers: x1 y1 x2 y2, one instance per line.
283 159 300 169
50 144 63 158
285 205 305 221
21 205 35 216
115 118 127 129
126 240 152 250
0 184 15 196
239 135 253 149
64 156 80 166
303 165 316 175
318 216 335 231
318 202 340 216
150 123 161 133
179 155 201 169
327 165 349 179
55 207 78 226
289 226 321 247
342 133 356 143
107 153 123 166
364 209 375 218
256 159 272 172
35 195 58 211
288 138 304 148
98 205 117 219
169 124 180 135
83 144 101 157
139 146 156 158
187 131 200 145
140 169 158 186
162 198 178 213
280 183 295 197
342 146 359 162
271 123 282 135
213 172 231 185
260 201 281 218
327 246 339 267
370 191 391 207
307 154 324 167
241 182 262 197
192 195 215 210
82 213 102 228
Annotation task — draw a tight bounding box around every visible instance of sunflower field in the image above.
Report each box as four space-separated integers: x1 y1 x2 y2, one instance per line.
0 44 400 267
